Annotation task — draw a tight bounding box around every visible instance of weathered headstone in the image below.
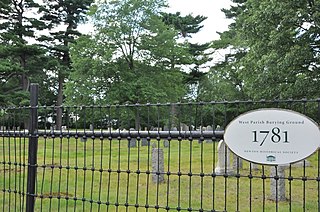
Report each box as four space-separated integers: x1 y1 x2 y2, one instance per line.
171 127 177 131
163 126 169 131
232 154 243 170
61 126 67 131
206 125 214 143
80 136 87 142
89 124 94 131
216 125 222 130
163 139 169 148
141 138 150 146
190 125 195 131
152 142 157 149
270 166 287 201
215 140 234 174
180 123 189 131
152 148 164 184
50 126 54 134
206 125 213 131
251 162 259 171
128 138 136 148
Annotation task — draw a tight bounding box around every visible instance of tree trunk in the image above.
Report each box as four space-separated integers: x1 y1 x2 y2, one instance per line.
56 77 64 130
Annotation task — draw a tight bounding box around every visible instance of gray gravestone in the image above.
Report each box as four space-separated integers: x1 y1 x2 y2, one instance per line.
206 125 214 143
80 136 87 142
163 126 169 131
141 138 149 146
89 124 94 131
251 162 259 170
180 123 189 131
216 125 222 131
171 127 178 131
163 139 169 148
152 142 157 149
270 166 287 201
152 148 164 184
215 140 234 174
232 154 243 170
61 126 67 131
128 138 136 148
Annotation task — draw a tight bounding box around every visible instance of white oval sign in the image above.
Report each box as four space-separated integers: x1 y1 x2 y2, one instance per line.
224 108 320 165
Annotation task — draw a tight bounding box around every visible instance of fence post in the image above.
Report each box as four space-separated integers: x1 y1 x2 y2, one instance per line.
26 84 39 212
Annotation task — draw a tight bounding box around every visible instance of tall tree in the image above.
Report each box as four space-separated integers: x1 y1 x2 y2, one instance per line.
68 0 186 104
0 0 46 106
66 0 187 128
237 0 320 99
39 0 93 128
161 12 213 100
209 0 320 100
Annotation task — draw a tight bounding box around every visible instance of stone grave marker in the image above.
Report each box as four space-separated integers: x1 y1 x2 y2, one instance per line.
128 138 136 148
61 126 67 131
128 128 137 148
215 140 234 174
152 142 157 149
141 138 150 146
180 123 189 131
270 165 287 201
152 148 164 184
80 136 87 142
232 154 243 170
163 139 169 148
251 162 259 171
171 127 177 131
206 125 213 143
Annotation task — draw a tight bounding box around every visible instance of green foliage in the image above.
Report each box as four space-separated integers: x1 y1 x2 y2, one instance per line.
160 12 212 101
0 0 47 106
38 0 93 128
66 0 187 106
208 0 320 100
161 12 207 38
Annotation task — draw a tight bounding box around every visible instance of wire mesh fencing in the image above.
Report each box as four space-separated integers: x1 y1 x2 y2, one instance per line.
1 88 320 211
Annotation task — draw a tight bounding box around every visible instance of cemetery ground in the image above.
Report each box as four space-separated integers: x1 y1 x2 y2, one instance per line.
1 136 319 211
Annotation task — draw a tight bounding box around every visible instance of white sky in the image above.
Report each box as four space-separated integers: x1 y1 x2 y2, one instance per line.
167 0 232 43
77 0 232 43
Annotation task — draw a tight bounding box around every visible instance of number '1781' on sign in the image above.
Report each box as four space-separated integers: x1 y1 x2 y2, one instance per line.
252 127 289 146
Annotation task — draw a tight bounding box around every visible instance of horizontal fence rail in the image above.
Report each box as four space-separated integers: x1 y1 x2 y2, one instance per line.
1 88 319 211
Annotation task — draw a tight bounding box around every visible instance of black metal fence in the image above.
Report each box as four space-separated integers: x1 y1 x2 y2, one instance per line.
1 84 320 211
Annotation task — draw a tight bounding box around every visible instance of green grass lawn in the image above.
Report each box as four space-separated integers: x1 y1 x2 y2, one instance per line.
1 136 319 211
